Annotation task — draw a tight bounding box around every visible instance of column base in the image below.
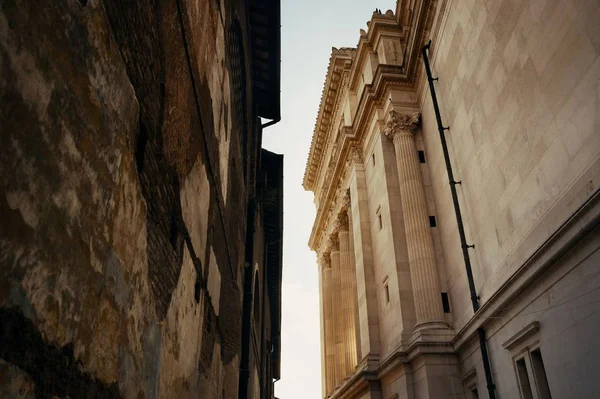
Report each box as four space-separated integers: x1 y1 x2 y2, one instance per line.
409 324 455 348
408 352 464 399
413 320 450 332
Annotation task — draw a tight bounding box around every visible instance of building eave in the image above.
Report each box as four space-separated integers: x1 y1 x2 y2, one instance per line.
249 0 281 121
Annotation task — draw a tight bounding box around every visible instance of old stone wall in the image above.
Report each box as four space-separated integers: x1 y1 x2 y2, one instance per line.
0 0 262 397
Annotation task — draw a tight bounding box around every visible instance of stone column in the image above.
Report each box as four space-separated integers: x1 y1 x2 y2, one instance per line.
384 111 445 329
321 253 335 395
329 235 346 388
336 197 358 377
347 146 381 361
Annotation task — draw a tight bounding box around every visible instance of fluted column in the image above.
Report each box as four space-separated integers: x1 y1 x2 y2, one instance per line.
329 235 346 387
336 196 358 377
321 253 335 395
384 110 445 328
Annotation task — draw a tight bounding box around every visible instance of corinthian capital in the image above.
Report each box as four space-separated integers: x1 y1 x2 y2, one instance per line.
340 189 351 212
345 145 363 168
334 212 349 232
327 235 340 252
319 252 331 270
383 110 420 139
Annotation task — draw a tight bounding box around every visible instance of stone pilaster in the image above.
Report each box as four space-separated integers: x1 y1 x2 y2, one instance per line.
384 111 445 329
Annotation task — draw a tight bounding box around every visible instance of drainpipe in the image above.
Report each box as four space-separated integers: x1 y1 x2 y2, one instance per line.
422 40 497 399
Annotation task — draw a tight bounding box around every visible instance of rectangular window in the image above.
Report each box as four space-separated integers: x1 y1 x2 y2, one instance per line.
531 349 552 399
384 283 390 303
372 153 376 165
441 292 450 313
418 150 426 163
378 214 383 230
429 216 437 227
516 357 534 399
504 322 552 399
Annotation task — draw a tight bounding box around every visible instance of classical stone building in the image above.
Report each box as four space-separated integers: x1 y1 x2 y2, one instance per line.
0 0 282 398
304 1 600 398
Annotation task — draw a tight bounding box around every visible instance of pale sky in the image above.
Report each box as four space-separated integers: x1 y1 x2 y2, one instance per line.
262 1 396 397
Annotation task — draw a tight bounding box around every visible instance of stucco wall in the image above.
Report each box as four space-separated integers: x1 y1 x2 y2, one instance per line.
0 0 257 397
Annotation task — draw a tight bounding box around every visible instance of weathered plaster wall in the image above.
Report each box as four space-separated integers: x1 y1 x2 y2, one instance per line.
0 0 256 397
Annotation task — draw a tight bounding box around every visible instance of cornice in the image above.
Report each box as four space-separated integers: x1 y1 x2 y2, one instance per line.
303 48 355 191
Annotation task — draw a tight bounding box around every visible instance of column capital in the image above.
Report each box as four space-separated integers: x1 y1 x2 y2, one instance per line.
345 144 363 169
319 252 331 270
383 110 420 139
334 212 349 233
327 235 340 252
340 189 351 212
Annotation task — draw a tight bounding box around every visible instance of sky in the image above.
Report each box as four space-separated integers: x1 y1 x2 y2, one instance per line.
261 1 396 397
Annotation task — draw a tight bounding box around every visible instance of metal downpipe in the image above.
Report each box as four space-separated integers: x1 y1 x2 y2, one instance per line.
422 40 496 399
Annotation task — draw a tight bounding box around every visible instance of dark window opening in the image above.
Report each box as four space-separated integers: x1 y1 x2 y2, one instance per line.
441 292 450 313
531 349 552 399
418 150 426 163
516 357 534 399
384 284 390 303
429 216 437 227
372 153 376 165
194 280 201 303
378 214 383 230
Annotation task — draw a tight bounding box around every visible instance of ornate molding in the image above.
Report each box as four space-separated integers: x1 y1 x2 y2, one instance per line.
303 49 356 191
383 110 420 139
